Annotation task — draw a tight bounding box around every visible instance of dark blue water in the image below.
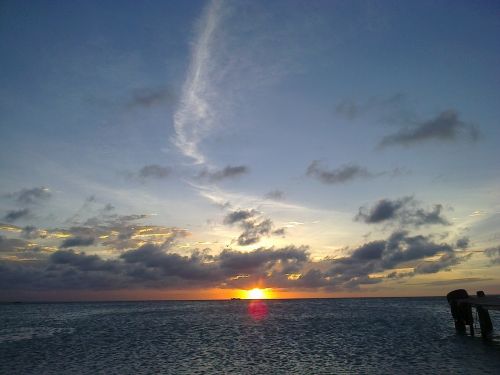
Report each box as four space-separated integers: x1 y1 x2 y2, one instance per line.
1 298 499 374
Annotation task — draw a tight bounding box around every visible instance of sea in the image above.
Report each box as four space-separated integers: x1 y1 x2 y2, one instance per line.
1 297 499 374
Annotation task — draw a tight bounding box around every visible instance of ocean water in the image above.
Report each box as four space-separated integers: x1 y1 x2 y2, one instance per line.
1 298 499 374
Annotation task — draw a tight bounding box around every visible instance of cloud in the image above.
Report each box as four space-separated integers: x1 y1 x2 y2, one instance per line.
413 253 468 274
127 87 175 108
355 196 450 227
60 236 95 249
0 244 309 291
6 187 51 205
264 190 285 201
379 110 479 148
307 161 371 184
455 237 470 250
223 209 258 225
237 218 274 246
223 208 286 246
199 165 249 182
484 246 500 265
4 209 31 223
218 246 309 275
137 165 171 179
314 230 469 289
0 228 472 293
0 235 29 253
172 0 225 164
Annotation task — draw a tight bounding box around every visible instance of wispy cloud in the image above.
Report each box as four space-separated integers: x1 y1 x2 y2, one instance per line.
172 0 225 164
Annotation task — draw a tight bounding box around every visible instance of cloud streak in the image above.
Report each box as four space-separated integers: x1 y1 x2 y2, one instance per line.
172 0 225 164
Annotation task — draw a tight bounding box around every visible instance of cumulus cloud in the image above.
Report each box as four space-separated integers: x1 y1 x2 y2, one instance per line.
315 230 469 289
307 161 371 184
0 244 309 291
379 110 479 148
4 209 31 223
199 165 249 182
6 187 51 205
237 219 274 246
223 209 286 246
355 196 450 227
413 253 468 274
0 228 472 293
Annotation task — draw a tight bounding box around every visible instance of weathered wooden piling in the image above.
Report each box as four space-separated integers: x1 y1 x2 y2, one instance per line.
447 289 499 338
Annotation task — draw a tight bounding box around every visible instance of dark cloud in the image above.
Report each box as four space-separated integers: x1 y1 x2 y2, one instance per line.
223 209 286 246
484 246 500 265
199 165 249 182
356 196 450 227
137 165 171 179
223 209 258 225
6 187 51 205
315 230 470 289
60 236 95 248
0 244 308 291
307 161 371 184
4 209 31 223
218 246 309 275
237 219 274 246
264 190 285 201
127 87 175 108
413 253 468 274
0 229 471 293
379 110 479 148
455 237 470 250
0 235 29 252
356 198 410 224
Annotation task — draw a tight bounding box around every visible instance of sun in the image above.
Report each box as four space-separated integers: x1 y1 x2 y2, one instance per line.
246 288 268 299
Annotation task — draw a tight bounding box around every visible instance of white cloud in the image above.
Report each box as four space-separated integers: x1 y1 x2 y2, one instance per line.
172 0 225 164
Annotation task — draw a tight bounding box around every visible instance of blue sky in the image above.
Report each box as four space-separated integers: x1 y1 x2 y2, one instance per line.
1 0 499 300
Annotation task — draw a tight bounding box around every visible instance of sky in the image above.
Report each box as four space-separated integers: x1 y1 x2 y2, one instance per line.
1 0 499 301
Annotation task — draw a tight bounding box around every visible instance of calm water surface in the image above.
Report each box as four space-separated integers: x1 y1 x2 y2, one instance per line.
1 298 499 374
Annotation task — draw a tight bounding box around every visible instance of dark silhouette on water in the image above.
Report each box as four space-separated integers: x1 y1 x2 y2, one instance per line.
447 289 498 338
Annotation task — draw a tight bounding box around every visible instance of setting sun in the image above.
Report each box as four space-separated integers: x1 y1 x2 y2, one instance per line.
246 288 268 299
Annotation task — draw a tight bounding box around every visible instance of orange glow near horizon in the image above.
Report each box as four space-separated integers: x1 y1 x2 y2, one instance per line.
245 288 271 299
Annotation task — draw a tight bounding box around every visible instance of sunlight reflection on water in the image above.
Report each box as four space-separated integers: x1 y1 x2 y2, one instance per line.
248 300 268 320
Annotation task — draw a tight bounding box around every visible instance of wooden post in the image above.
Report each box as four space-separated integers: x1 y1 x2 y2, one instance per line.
476 291 493 338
